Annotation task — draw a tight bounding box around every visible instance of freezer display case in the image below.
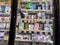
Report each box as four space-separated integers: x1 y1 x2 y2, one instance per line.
0 0 55 45
15 0 54 45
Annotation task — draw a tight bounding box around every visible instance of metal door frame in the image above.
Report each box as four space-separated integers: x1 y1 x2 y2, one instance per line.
8 0 18 45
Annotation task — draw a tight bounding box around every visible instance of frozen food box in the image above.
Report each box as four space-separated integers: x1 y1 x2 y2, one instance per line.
19 22 24 30
0 23 6 28
0 31 5 39
5 6 11 14
1 5 6 13
34 23 39 31
45 33 51 42
32 34 38 40
29 23 34 31
16 34 23 40
23 34 31 40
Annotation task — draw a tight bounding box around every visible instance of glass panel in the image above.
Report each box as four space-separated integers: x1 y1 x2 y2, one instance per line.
16 0 54 45
0 0 11 45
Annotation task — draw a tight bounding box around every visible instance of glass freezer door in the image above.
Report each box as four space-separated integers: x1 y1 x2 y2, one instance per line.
14 0 54 45
0 0 11 45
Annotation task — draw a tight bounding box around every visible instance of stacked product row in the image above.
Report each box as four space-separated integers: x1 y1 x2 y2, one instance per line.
19 20 53 31
20 1 53 10
16 33 53 43
19 12 54 19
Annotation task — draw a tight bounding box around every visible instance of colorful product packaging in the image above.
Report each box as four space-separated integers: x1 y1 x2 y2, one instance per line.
42 2 46 10
39 22 44 30
34 22 39 31
24 21 29 29
0 23 6 28
16 34 23 40
29 23 34 31
19 22 24 30
0 32 5 39
24 12 28 19
5 6 11 14
38 33 45 42
37 12 41 19
6 23 10 29
28 15 32 19
1 5 6 13
44 23 50 31
41 12 46 19
31 3 37 9
32 34 38 40
45 33 51 42
46 2 50 10
23 34 31 40
25 2 32 9
49 24 53 32
32 15 36 19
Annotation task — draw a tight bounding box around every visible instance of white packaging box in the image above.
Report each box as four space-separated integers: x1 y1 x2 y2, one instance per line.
0 23 6 28
5 6 11 14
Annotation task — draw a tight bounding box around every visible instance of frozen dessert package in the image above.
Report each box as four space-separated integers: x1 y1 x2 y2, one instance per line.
45 33 51 42
44 22 50 31
19 22 24 30
23 34 31 40
34 22 39 31
1 5 6 13
29 23 34 31
5 6 11 14
0 31 5 39
32 34 38 40
0 23 6 28
16 34 23 40
38 33 45 42
6 23 10 29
